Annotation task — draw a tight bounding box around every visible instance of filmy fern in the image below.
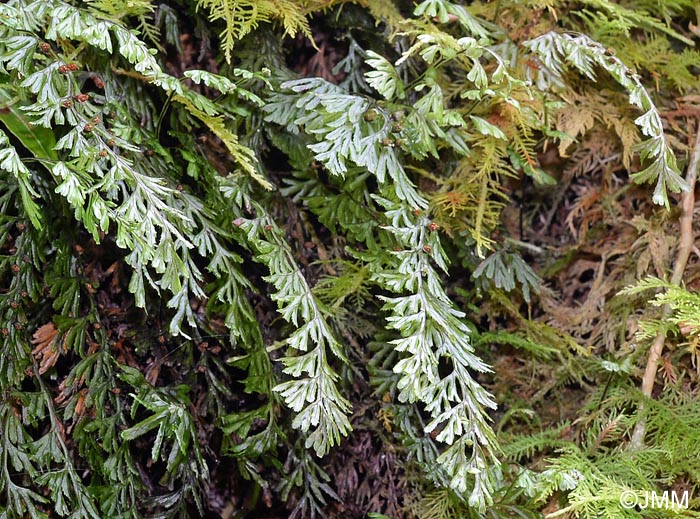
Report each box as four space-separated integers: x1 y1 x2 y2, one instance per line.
375 198 499 508
526 31 687 207
0 0 697 517
234 211 353 456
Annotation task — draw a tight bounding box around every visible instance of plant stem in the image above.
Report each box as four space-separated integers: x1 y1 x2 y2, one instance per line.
630 125 700 449
504 236 545 254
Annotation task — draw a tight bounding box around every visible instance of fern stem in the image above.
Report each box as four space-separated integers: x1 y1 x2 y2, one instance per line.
504 237 544 254
474 171 490 257
631 124 700 449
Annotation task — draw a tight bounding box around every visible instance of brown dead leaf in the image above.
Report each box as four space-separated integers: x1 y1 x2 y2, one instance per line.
145 360 161 386
112 338 138 368
74 388 88 418
31 323 62 374
595 415 621 448
648 228 674 277
566 185 602 240
662 356 678 386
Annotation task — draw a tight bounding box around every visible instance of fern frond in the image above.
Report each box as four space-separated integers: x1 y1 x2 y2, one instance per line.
173 93 269 189
0 128 43 229
430 136 511 256
375 198 499 510
195 0 313 62
502 423 573 460
234 213 353 456
577 0 694 45
525 31 688 207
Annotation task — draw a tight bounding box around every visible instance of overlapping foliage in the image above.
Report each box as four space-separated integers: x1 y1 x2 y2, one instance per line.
1 0 699 518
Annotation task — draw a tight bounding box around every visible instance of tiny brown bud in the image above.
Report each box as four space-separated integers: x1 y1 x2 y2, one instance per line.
22 255 31 264
391 123 402 133
394 246 402 252
67 63 79 72
111 387 121 394
99 150 107 157
304 241 316 249
233 218 245 227
433 13 459 23
75 93 89 103
11 264 20 273
58 64 68 74
381 138 393 147
83 123 94 132
427 222 439 231
16 222 25 232
93 323 102 330
176 184 183 191
144 149 154 157
10 301 19 309
20 291 28 298
107 139 115 146
412 209 421 216
158 335 166 344
92 116 100 124
93 77 104 89
1 328 8 337
39 42 51 53
197 365 206 373
363 109 378 122
422 245 432 253
264 224 273 231
14 322 22 331
62 100 72 108
394 138 406 147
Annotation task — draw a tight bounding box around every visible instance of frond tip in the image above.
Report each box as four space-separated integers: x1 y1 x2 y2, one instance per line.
525 32 688 207
195 0 313 62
